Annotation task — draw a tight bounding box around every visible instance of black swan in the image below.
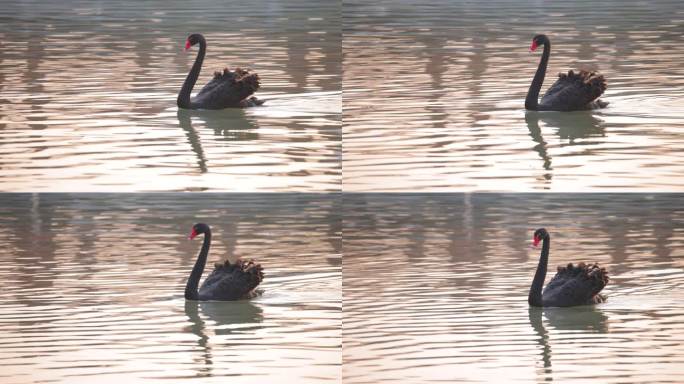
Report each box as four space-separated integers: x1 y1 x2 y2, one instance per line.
528 228 608 307
185 223 264 301
177 33 263 110
525 34 608 111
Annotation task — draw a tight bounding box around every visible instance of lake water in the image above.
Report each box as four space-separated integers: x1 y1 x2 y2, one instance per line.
0 0 341 192
343 0 684 191
0 193 341 383
343 194 684 383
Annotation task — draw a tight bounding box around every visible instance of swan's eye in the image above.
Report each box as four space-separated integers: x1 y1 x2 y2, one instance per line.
184 40 191 50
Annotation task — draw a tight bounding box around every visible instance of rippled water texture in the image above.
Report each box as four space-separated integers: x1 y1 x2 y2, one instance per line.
343 194 684 383
0 194 341 383
343 1 684 191
0 1 341 191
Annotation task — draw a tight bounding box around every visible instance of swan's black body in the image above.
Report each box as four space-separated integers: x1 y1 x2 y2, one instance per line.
185 223 264 301
528 228 608 307
525 34 607 111
177 33 263 110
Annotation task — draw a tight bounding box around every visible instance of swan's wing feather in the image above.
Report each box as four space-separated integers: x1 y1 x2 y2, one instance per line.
199 259 264 300
193 67 260 108
540 76 566 99
199 264 225 290
541 70 607 110
195 76 222 97
543 262 608 305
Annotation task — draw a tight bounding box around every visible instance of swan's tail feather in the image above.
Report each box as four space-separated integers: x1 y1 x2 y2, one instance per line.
212 67 260 94
194 67 261 108
235 259 264 296
214 258 264 297
215 258 263 275
558 69 606 87
542 69 607 110
556 262 608 297
560 69 606 102
234 68 260 103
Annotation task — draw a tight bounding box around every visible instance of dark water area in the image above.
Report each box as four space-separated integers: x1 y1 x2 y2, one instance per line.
0 193 341 383
343 193 684 383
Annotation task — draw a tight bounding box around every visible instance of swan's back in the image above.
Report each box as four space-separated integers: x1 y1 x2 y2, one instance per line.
193 67 261 109
540 70 607 111
542 262 608 307
199 259 264 301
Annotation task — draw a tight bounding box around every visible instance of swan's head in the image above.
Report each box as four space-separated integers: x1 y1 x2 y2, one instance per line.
189 223 210 240
530 34 549 52
533 228 549 247
185 33 203 50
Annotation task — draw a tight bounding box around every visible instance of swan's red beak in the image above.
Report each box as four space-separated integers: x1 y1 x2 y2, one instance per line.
184 40 191 51
189 228 198 240
530 40 538 52
533 235 541 247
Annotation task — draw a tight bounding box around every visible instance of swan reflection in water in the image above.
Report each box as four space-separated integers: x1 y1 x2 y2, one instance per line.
525 110 606 175
528 306 609 373
184 300 264 377
177 109 260 173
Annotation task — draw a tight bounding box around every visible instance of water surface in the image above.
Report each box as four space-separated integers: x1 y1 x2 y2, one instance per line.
0 0 341 191
343 0 684 191
0 193 341 383
343 193 684 383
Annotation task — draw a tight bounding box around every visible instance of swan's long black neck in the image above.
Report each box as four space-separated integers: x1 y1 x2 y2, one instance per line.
525 41 550 111
528 233 549 307
177 36 206 109
185 229 211 300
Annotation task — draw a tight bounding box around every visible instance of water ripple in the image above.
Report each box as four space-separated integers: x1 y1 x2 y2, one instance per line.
0 1 341 192
343 0 684 191
0 193 342 383
343 193 684 383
